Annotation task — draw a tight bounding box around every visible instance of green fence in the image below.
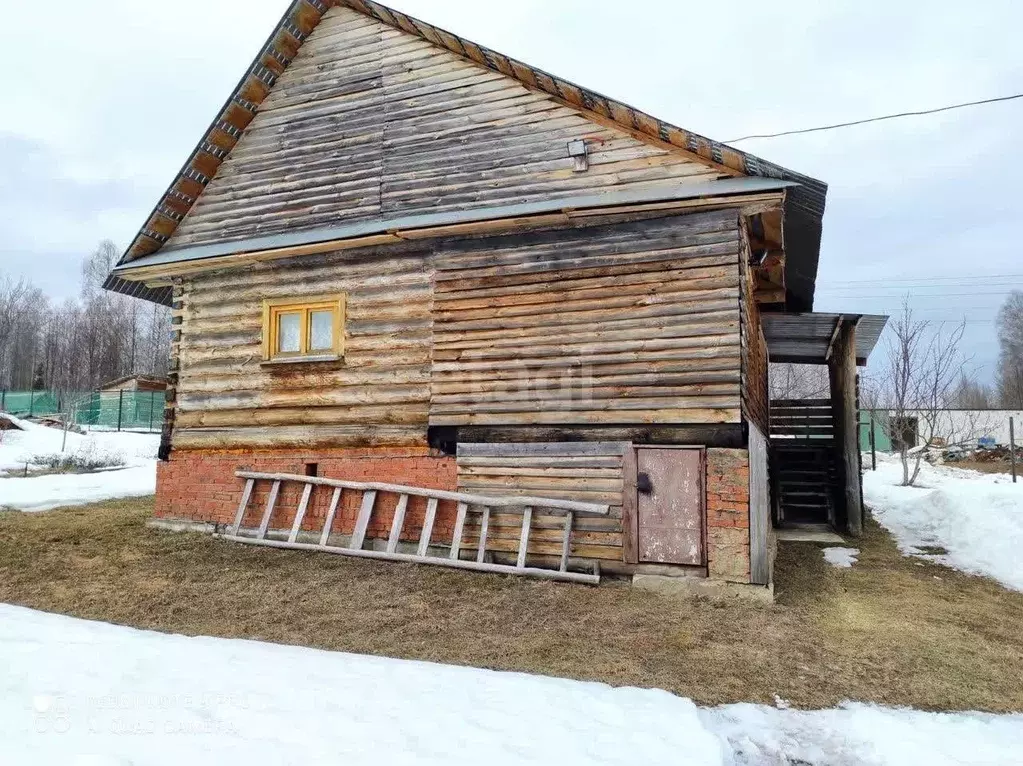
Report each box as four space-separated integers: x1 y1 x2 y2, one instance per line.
0 390 64 417
0 389 163 432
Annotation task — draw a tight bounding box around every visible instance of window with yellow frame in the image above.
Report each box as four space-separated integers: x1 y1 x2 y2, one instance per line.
262 295 346 361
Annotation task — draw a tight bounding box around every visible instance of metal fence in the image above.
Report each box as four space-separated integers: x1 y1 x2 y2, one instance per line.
0 389 163 432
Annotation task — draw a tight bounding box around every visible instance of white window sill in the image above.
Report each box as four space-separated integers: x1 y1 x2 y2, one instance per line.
261 354 343 367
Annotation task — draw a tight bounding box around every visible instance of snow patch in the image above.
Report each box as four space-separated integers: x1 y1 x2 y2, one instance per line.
704 702 1023 766
4 605 1023 765
2 604 724 766
823 547 860 568
0 417 158 511
864 454 1023 592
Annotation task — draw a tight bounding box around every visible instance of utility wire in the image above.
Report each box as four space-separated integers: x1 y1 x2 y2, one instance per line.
818 291 1015 298
726 92 1023 143
827 274 1023 285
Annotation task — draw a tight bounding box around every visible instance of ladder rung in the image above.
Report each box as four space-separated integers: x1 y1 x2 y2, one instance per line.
476 507 490 564
417 497 439 556
560 512 573 573
319 488 343 546
288 483 314 544
256 480 281 540
230 478 255 536
516 507 532 569
450 502 468 560
350 490 377 551
387 494 410 554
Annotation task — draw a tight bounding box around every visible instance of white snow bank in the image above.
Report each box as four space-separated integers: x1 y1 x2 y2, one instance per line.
705 702 1023 766
823 546 859 568
4 605 1022 765
2 604 724 766
0 416 158 511
864 454 1023 592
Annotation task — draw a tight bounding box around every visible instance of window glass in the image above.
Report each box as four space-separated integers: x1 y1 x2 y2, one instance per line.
277 312 302 353
309 310 334 351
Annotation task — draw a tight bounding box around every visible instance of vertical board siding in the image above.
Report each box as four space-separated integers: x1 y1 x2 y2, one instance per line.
456 443 626 563
166 5 721 250
740 225 770 434
430 211 743 427
172 247 433 450
748 422 771 585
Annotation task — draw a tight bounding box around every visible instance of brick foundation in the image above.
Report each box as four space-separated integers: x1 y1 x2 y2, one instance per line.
157 445 755 584
156 447 458 544
706 448 751 583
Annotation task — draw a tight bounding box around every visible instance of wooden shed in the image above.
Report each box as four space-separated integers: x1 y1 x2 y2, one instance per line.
105 0 885 592
98 375 169 393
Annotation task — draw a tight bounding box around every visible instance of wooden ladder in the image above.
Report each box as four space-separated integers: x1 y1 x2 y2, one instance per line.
220 471 609 585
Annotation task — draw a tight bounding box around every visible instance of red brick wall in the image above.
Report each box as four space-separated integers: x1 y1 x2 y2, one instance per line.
706 448 751 583
155 448 458 545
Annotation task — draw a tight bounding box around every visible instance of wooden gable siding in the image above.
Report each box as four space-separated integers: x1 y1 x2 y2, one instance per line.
456 443 626 566
165 5 722 251
430 211 743 428
172 246 433 450
740 223 770 434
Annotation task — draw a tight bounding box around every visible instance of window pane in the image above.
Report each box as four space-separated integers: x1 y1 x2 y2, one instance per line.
277 312 302 354
309 310 334 351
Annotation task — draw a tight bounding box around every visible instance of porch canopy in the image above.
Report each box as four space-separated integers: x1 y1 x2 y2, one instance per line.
761 311 889 539
762 312 889 366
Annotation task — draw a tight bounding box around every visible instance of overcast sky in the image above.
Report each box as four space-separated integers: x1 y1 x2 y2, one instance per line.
2 0 1020 380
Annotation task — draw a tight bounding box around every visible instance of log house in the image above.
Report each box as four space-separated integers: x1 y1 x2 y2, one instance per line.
106 0 886 591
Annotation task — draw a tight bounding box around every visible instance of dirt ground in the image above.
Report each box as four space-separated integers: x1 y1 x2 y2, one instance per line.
1 497 1021 712
945 458 1019 476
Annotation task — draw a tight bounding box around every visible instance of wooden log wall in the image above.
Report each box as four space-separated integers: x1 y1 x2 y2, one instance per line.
430 211 743 428
172 246 433 450
456 443 626 565
169 207 750 452
165 5 722 251
740 223 770 435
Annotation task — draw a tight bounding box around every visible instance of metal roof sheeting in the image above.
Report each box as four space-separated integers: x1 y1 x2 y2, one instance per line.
762 313 889 365
112 177 793 276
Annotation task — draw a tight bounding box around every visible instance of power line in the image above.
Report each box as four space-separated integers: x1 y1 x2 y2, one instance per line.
823 274 1023 285
726 92 1023 143
818 291 1014 298
819 284 1019 290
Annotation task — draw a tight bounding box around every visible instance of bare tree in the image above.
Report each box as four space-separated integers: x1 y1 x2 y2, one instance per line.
873 300 968 486
0 241 171 402
996 291 1023 408
950 373 994 409
769 363 829 400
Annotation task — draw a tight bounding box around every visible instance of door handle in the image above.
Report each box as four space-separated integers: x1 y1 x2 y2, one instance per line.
637 472 653 495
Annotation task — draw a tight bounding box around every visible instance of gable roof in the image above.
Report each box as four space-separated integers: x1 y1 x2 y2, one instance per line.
106 0 826 307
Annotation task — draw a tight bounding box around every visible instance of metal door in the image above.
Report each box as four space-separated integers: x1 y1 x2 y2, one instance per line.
637 448 704 565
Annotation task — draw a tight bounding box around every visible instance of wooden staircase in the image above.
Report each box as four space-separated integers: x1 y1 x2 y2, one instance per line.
770 398 838 526
771 444 837 525
220 470 610 584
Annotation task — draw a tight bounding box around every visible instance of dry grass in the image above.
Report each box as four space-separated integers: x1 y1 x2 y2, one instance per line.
946 458 1018 476
1 498 1021 712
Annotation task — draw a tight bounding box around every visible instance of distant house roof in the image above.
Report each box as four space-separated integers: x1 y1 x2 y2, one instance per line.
105 0 827 309
99 375 169 392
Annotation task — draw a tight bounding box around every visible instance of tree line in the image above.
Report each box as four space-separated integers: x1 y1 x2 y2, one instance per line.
0 241 171 398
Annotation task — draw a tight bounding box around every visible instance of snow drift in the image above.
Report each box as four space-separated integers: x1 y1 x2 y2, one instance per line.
864 454 1023 592
0 415 158 511
3 605 1021 765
